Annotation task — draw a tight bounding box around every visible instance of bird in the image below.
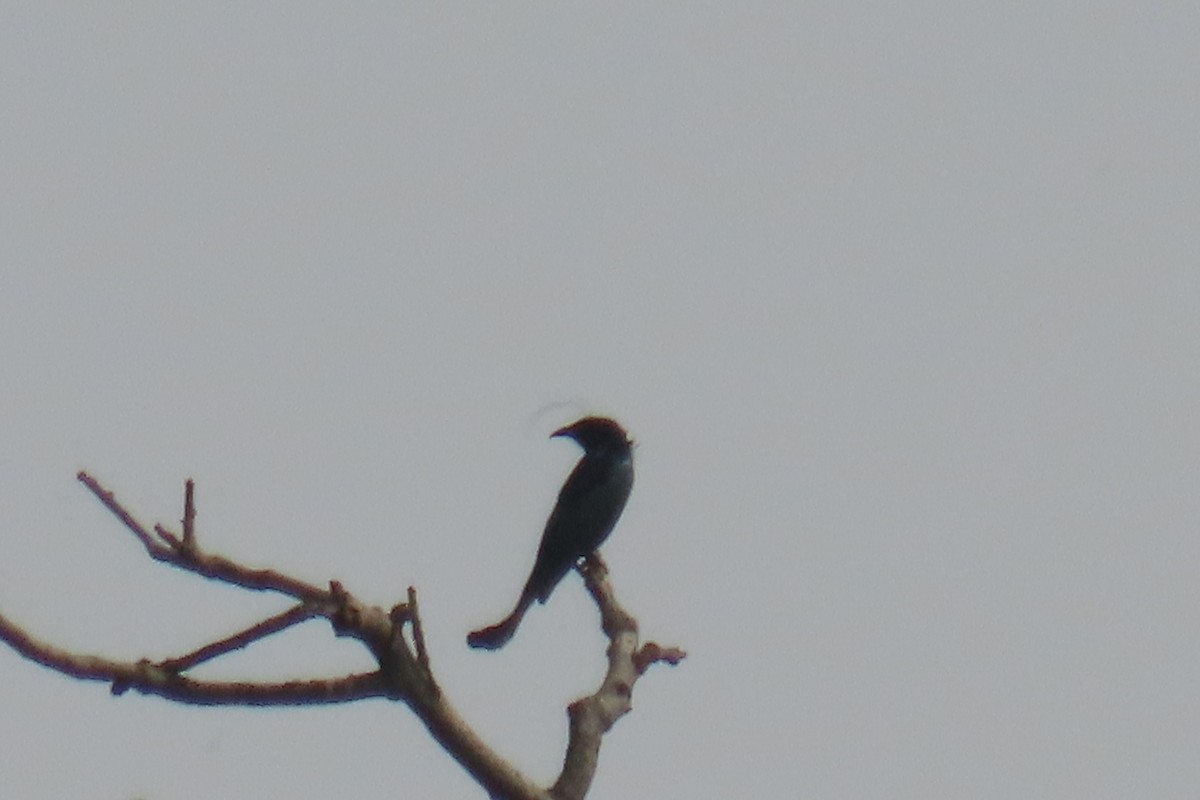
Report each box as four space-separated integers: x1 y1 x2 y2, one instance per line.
467 415 635 650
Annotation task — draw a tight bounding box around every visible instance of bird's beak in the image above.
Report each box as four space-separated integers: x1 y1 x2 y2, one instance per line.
550 423 573 440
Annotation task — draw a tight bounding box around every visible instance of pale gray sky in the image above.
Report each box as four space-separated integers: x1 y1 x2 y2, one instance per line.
2 5 1199 799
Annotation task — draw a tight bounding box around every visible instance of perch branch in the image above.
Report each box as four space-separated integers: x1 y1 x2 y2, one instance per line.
550 554 687 800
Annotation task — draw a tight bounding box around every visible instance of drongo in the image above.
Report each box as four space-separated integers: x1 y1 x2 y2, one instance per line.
467 416 634 650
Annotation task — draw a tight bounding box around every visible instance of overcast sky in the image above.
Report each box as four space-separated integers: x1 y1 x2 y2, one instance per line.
2 4 1199 799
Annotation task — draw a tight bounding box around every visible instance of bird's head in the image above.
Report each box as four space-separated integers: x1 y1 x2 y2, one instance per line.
551 416 633 454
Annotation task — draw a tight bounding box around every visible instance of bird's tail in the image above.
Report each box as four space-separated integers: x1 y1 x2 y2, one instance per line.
466 593 535 650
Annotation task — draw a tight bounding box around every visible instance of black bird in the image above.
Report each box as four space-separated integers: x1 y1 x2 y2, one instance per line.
467 416 635 650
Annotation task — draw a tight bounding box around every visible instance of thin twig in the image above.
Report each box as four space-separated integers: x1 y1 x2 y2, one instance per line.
154 523 183 548
77 471 165 554
407 585 430 674
182 477 196 548
158 603 319 672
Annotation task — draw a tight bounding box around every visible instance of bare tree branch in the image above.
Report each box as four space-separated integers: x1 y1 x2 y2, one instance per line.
550 554 687 799
0 608 388 705
77 470 166 553
0 473 684 799
181 476 196 548
157 603 318 673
